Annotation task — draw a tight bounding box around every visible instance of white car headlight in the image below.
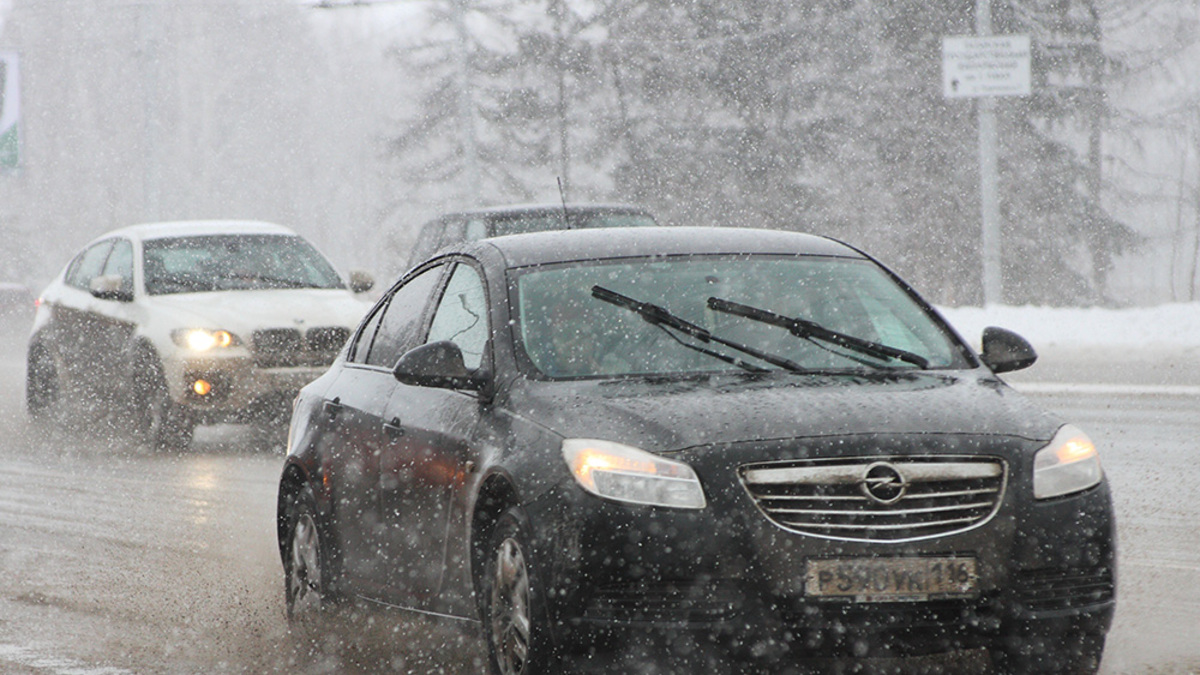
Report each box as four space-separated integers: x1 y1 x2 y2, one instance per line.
172 328 239 352
562 439 707 509
1033 424 1103 500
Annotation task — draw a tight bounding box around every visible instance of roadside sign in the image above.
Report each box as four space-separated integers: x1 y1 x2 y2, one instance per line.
0 51 19 169
942 35 1031 98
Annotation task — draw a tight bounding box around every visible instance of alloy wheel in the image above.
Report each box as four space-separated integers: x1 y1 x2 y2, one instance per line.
288 512 323 621
490 537 531 675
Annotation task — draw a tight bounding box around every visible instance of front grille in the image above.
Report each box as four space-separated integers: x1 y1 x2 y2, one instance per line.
740 457 1006 543
252 327 348 368
583 580 741 623
1014 567 1114 611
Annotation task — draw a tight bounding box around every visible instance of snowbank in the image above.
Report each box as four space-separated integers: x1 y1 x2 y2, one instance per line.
937 303 1200 349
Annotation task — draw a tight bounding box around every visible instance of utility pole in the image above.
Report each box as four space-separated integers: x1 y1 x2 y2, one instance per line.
451 0 481 205
976 0 1002 306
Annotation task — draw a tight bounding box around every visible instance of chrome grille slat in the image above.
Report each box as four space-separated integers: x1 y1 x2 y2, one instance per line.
772 515 982 531
766 500 995 518
740 457 1007 543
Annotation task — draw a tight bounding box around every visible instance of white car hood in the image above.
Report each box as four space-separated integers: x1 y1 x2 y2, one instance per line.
147 288 371 334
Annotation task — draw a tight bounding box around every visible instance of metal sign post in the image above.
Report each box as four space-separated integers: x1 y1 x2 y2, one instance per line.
942 2 1030 306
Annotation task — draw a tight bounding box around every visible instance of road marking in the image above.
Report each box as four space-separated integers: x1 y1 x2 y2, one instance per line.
1014 382 1200 397
0 644 130 675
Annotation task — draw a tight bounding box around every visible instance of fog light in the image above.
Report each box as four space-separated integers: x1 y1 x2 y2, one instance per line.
192 379 213 396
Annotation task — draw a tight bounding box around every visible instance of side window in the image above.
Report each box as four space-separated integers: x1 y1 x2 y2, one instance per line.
426 263 488 370
464 218 486 241
365 265 444 368
347 300 387 365
103 239 134 296
65 241 114 290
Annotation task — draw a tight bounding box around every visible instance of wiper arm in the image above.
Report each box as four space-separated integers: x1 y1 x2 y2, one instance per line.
706 297 930 369
591 286 805 373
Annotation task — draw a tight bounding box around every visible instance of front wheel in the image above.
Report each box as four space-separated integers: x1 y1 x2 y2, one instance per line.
284 486 330 628
481 509 555 675
26 344 62 422
130 355 193 450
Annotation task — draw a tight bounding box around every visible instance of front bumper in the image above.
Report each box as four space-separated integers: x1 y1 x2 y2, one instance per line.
522 436 1116 659
162 353 328 424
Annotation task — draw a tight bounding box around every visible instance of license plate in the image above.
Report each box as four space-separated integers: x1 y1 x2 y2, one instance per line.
805 556 978 602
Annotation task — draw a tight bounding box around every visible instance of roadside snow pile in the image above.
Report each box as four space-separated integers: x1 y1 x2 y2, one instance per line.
937 302 1200 349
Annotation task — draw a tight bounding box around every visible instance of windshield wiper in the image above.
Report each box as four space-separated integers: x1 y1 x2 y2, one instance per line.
590 286 805 373
706 297 930 369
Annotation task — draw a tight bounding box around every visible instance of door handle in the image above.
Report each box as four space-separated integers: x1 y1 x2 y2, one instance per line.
324 397 343 420
382 417 405 439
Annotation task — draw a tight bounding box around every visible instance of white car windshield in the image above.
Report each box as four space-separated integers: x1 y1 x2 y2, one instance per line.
514 255 972 379
143 235 344 295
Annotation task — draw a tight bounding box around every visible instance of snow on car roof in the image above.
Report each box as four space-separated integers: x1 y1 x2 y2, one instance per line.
102 220 297 242
470 226 864 269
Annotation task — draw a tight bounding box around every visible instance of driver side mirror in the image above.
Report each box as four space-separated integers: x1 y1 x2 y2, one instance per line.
89 275 133 303
980 326 1037 374
393 341 490 393
349 270 375 294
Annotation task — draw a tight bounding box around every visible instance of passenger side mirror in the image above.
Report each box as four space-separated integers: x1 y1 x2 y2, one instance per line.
393 341 489 392
89 275 133 303
349 270 375 294
979 326 1037 374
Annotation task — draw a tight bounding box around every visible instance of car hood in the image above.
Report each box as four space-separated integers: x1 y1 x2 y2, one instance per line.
145 288 370 332
509 371 1061 453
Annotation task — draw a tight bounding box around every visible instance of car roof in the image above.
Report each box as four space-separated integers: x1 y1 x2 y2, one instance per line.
465 226 865 269
97 220 297 243
440 202 652 220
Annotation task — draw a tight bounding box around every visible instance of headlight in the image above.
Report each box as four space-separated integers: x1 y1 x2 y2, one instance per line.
1033 424 1103 499
172 328 239 352
562 439 707 509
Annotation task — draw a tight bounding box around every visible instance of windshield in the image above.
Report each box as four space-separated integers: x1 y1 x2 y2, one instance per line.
142 234 345 295
513 255 972 379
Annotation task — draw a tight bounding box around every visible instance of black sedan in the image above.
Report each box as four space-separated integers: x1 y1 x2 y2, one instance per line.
276 227 1114 674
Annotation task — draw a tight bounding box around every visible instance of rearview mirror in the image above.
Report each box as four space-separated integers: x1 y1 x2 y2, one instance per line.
349 270 375 294
980 326 1037 374
89 275 133 303
393 341 489 392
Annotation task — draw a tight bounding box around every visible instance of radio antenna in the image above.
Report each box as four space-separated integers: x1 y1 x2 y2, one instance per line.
557 177 571 229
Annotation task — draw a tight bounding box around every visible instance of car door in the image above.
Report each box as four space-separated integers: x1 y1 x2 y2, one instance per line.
377 260 490 605
321 263 445 593
91 238 138 384
47 240 114 389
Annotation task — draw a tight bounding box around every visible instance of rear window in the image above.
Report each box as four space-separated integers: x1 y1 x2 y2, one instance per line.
490 211 655 237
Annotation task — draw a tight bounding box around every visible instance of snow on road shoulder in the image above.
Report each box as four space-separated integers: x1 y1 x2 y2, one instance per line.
937 302 1200 350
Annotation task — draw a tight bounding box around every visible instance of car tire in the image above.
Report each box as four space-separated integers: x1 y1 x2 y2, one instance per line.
26 343 62 422
481 508 555 675
130 352 193 450
283 486 334 637
990 631 1105 674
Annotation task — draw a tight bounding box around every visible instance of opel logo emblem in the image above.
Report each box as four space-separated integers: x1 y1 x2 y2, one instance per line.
861 462 908 505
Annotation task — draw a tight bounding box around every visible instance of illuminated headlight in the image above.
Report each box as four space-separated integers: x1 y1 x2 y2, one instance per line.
172 328 238 352
1033 424 1103 500
562 439 707 509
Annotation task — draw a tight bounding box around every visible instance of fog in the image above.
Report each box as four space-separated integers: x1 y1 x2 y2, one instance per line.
0 0 1198 300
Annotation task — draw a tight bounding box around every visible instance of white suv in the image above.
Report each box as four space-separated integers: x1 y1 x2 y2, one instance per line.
26 220 373 448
